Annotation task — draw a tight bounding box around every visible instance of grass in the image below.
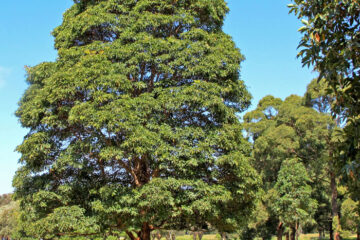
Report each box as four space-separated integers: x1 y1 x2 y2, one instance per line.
298 233 357 240
172 233 358 240
176 234 218 240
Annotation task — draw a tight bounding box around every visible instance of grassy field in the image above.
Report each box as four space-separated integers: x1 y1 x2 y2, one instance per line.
296 233 357 240
173 233 358 240
175 234 218 240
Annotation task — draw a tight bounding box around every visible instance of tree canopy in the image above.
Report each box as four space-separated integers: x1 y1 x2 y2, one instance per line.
244 91 341 240
14 0 259 239
289 0 360 196
9 1 360 240
274 158 317 240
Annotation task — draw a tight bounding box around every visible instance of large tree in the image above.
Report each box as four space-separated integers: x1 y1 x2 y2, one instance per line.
14 0 259 239
289 0 360 200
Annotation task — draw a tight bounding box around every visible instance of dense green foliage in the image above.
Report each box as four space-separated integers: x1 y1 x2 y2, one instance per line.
243 84 346 240
289 0 360 198
14 0 259 239
303 78 344 240
245 94 333 184
242 78 360 240
341 198 360 236
0 194 19 240
274 159 317 237
340 197 360 238
6 1 360 240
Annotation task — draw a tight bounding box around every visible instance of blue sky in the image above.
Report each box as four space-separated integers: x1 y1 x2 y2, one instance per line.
0 0 315 194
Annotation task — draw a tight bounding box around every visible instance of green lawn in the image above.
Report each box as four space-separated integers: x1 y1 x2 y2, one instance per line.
297 233 357 240
172 233 358 240
175 234 218 240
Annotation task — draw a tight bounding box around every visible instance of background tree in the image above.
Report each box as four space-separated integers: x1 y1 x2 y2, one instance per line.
244 94 335 240
243 95 285 240
0 194 20 240
14 0 259 239
245 94 332 184
340 196 360 240
289 0 360 204
273 158 317 240
240 190 277 240
304 78 342 240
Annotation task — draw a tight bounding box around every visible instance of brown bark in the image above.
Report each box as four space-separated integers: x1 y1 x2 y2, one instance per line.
329 219 333 240
126 231 140 240
192 231 204 240
277 222 284 240
357 230 359 240
290 226 296 240
152 168 160 178
198 231 204 240
295 222 300 240
126 223 153 240
139 223 152 240
285 232 290 240
330 171 340 240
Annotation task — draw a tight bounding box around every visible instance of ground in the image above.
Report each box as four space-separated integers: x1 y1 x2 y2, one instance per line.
172 233 358 240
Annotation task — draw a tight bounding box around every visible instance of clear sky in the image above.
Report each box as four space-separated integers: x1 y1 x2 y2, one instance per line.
0 0 316 194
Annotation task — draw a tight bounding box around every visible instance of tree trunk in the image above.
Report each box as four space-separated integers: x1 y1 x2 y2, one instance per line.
357 230 359 240
290 226 296 240
165 232 171 240
198 231 204 240
170 231 176 240
140 223 152 240
329 219 333 240
221 232 227 240
330 171 340 240
295 221 300 240
285 232 290 240
126 223 152 240
277 222 284 240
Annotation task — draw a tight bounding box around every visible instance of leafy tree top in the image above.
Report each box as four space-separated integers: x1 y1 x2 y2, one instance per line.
14 0 259 239
244 94 334 184
273 158 317 227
